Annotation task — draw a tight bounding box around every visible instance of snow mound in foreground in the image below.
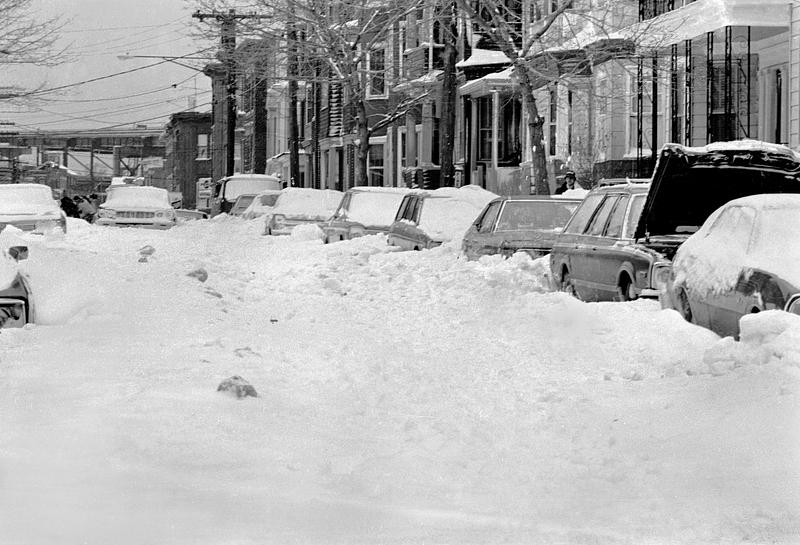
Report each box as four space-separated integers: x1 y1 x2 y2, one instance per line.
290 223 325 241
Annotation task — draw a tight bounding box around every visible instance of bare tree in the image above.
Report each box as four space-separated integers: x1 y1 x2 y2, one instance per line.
453 0 648 194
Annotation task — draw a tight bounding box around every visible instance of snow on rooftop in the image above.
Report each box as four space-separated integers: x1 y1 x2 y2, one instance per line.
456 48 510 68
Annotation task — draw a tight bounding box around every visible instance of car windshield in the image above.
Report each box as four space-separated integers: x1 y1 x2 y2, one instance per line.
273 189 342 219
0 185 55 210
418 197 482 241
104 186 171 208
258 194 280 207
232 195 256 211
495 200 579 231
345 192 406 226
223 178 281 200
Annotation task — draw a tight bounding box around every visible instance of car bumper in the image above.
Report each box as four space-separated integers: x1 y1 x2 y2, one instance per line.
95 219 174 230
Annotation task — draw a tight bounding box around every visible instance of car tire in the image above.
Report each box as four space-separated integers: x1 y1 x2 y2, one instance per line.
617 274 637 302
560 269 578 299
677 287 693 323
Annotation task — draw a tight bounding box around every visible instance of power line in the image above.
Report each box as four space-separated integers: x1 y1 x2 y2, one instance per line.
20 49 214 97
42 74 202 103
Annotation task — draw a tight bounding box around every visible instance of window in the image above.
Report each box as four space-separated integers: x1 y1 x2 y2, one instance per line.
367 45 386 97
563 193 604 234
477 96 493 161
368 144 384 186
604 195 630 238
476 201 502 233
628 70 664 156
197 134 209 159
710 206 756 252
586 196 618 236
625 195 646 238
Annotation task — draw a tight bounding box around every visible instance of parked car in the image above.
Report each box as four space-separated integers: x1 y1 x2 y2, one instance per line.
321 186 410 243
210 174 282 217
229 194 257 217
387 185 497 250
0 244 33 328
95 185 177 229
550 141 800 302
0 183 67 234
664 194 800 338
241 189 282 220
462 196 581 260
263 188 343 236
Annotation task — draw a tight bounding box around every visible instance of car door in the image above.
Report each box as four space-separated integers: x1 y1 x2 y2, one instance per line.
572 195 618 301
551 193 605 298
463 200 503 259
590 194 632 300
703 205 757 337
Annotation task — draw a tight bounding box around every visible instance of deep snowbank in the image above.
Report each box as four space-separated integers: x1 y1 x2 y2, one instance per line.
0 218 798 544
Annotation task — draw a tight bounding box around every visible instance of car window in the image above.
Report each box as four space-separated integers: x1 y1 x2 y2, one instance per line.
604 195 630 239
401 197 419 222
585 196 618 236
563 193 604 234
395 196 411 221
710 205 756 253
624 194 646 238
476 201 502 233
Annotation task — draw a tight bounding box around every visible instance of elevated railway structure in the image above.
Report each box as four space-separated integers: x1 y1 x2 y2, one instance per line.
0 126 166 186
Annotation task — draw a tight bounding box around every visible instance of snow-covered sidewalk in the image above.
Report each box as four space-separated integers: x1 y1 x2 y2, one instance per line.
1 218 798 544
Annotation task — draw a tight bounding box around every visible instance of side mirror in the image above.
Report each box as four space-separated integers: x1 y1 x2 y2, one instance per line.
8 246 28 262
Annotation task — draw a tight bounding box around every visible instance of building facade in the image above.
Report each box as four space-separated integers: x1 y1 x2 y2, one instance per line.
163 111 212 208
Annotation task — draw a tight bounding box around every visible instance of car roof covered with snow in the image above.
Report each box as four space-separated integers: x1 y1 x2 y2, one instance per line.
101 185 172 209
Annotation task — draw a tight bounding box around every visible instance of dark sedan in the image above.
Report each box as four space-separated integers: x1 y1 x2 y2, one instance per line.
665 194 800 338
462 196 581 260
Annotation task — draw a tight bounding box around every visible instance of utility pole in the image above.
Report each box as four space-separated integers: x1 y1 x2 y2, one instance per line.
193 9 269 177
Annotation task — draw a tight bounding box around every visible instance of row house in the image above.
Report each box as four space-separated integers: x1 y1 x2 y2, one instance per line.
163 111 212 208
219 0 800 196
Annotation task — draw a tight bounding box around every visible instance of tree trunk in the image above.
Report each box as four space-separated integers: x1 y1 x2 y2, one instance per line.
355 98 370 186
287 17 301 187
515 64 550 195
438 0 458 187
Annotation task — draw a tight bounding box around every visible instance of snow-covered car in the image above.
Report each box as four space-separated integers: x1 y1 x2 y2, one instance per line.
462 196 581 260
321 186 410 243
241 189 282 220
387 185 498 251
95 186 177 229
0 183 67 234
229 194 256 217
0 244 32 328
263 188 344 236
665 194 800 338
551 140 800 302
210 174 282 217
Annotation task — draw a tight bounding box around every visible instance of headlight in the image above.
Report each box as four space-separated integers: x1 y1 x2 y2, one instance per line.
651 262 672 291
98 209 116 219
785 294 800 315
272 214 286 227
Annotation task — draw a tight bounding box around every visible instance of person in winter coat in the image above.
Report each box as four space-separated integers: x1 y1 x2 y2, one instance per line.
60 196 80 218
554 171 577 195
74 196 97 223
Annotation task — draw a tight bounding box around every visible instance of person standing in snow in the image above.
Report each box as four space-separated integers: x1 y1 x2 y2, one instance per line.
60 196 80 218
555 171 576 195
75 196 97 223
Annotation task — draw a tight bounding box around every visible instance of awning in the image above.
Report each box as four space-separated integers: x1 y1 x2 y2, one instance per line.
455 48 510 68
459 67 515 97
610 0 791 50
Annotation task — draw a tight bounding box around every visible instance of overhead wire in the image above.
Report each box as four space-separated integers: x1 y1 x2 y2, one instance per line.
42 73 203 103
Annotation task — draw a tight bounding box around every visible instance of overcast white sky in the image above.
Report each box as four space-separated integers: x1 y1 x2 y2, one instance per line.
1 0 221 131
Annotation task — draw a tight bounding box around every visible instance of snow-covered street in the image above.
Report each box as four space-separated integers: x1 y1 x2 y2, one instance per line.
1 218 799 544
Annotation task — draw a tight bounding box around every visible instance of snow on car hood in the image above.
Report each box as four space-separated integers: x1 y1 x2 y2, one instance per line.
0 184 61 215
635 140 800 240
674 194 800 295
419 185 498 242
272 188 343 220
102 186 172 209
344 189 408 226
